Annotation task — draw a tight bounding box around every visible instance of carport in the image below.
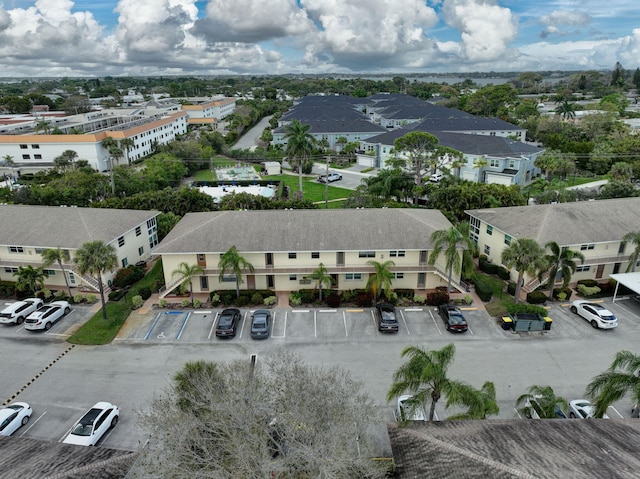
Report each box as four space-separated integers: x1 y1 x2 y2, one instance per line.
610 272 640 302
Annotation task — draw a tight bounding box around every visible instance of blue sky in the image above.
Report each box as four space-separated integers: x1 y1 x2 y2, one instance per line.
0 0 638 77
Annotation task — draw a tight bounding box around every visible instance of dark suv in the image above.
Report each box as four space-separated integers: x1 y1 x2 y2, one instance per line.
215 308 241 338
438 303 468 333
375 303 399 333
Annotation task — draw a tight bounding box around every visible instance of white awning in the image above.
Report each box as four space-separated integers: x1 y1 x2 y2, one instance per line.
610 272 640 302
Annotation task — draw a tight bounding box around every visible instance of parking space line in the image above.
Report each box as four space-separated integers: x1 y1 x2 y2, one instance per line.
428 309 442 335
405 308 423 312
144 312 163 341
314 310 317 338
20 411 46 437
175 312 190 340
342 310 347 337
399 309 410 335
207 312 220 339
609 405 624 418
272 311 285 338
370 310 380 335
513 408 522 419
239 311 248 338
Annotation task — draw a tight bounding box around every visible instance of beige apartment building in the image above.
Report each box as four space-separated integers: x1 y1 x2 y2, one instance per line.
466 197 640 291
153 208 462 297
0 205 160 292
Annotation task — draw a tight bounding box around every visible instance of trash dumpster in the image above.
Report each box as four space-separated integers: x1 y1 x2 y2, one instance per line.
501 316 513 330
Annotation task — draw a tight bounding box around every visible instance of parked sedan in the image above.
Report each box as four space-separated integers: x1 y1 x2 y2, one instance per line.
0 402 32 436
63 402 120 446
438 303 468 332
251 309 272 339
568 399 609 419
570 300 618 329
375 303 399 333
317 172 342 183
215 308 241 338
24 301 70 331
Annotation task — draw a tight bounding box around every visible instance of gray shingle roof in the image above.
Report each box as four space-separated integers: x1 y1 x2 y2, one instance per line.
153 208 453 254
389 419 640 479
0 205 159 249
466 197 640 245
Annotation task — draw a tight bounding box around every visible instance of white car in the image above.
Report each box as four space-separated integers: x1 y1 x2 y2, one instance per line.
429 172 444 183
24 301 70 331
395 394 426 421
63 402 120 446
0 298 43 325
317 172 342 183
0 402 32 436
568 399 609 419
570 300 618 329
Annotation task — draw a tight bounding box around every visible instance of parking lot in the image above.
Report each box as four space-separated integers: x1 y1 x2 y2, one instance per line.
2 296 640 454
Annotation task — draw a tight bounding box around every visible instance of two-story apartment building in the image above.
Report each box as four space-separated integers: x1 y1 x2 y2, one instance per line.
153 209 464 297
181 97 236 126
0 205 160 292
466 197 640 291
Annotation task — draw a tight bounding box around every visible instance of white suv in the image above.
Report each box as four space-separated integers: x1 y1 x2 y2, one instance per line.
0 298 44 325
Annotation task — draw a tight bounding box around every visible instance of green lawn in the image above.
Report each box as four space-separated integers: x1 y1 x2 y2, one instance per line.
473 271 515 317
264 174 353 204
67 260 165 345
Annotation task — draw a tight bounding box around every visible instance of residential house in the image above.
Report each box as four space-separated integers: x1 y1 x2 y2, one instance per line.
153 208 463 298
0 205 160 292
466 197 640 292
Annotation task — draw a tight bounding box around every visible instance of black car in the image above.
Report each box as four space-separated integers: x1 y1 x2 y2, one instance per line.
251 309 271 339
438 304 468 333
375 303 399 333
215 308 241 338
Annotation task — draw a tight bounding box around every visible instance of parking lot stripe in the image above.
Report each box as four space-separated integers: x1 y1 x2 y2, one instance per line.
428 309 442 335
342 310 348 337
176 312 191 340
272 311 285 338
314 310 317 338
292 310 310 313
404 308 423 312
399 309 411 335
239 311 248 338
207 312 219 339
144 312 162 341
609 405 624 418
19 411 46 437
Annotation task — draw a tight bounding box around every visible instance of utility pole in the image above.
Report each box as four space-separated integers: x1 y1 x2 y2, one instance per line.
109 157 115 195
325 156 330 209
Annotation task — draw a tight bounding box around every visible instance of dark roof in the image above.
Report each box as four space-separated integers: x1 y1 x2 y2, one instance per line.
410 113 523 132
0 436 138 479
388 419 640 479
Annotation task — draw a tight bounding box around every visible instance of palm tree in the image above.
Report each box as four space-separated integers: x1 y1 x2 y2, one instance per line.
623 231 640 272
34 118 51 134
171 262 204 306
218 246 255 299
283 119 314 197
555 100 576 120
73 240 118 321
516 385 568 419
60 149 79 170
120 138 135 165
501 238 547 304
13 265 46 296
310 263 334 301
447 381 500 420
541 242 585 300
472 158 488 183
2 154 15 188
586 350 640 418
387 344 472 421
428 224 474 294
365 259 395 301
41 248 73 298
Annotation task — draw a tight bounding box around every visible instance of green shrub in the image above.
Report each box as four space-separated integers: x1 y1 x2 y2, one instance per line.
577 284 601 297
290 292 302 306
210 293 220 306
474 279 493 302
159 298 168 308
553 287 572 301
131 295 143 309
340 290 357 302
222 293 234 305
251 292 264 305
394 289 415 299
108 289 128 302
526 291 548 304
263 296 277 306
300 291 314 304
112 265 145 289
413 294 426 304
193 298 201 308
236 296 249 307
41 289 52 300
507 303 547 316
326 294 341 308
496 266 511 281
73 293 85 304
577 279 598 288
464 294 473 305
181 299 191 307
138 287 152 300
86 294 98 304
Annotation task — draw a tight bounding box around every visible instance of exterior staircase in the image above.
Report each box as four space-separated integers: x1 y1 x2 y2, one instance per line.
68 266 111 295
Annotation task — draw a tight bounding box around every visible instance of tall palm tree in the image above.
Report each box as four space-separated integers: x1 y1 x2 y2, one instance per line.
172 262 205 306
101 136 121 195
73 240 118 321
586 350 640 418
283 119 314 197
428 224 474 294
447 381 500 420
622 231 640 272
310 262 334 301
218 246 255 299
60 149 79 170
516 385 568 419
120 138 135 165
387 344 472 421
41 248 73 298
501 238 547 304
473 158 488 183
2 154 15 188
555 100 576 120
13 265 46 296
365 259 395 301
541 242 585 300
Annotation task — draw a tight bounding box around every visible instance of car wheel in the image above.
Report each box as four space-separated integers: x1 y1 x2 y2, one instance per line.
111 416 119 428
569 412 576 418
16 316 24 325
21 415 29 425
44 322 52 330
64 307 70 315
591 320 599 329
570 306 577 314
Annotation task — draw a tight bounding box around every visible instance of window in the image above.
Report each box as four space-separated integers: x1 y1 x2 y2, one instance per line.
345 273 362 280
390 250 405 257
288 252 297 259
200 276 208 290
19 144 27 149
337 252 345 266
22 155 30 160
489 158 500 168
34 154 42 160
117 236 125 247
135 226 142 236
43 269 55 276
289 274 297 281
4 267 18 273
576 265 591 273
358 251 375 258
484 245 491 255
221 274 237 282
393 272 404 279
419 250 427 265
265 253 273 266
311 252 320 259
8 246 24 253
31 144 39 149
469 216 480 243
35 248 44 254
486 225 493 235
580 244 595 251
138 246 144 256
121 258 128 268
504 235 512 245
618 242 626 254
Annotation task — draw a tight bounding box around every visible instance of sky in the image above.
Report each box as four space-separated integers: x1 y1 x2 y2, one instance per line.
0 0 638 78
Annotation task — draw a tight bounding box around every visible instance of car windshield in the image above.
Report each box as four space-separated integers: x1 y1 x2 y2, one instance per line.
253 318 267 330
219 315 233 326
71 408 101 436
448 314 466 325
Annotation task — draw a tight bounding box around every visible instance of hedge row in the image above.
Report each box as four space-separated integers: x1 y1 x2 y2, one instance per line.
478 255 511 281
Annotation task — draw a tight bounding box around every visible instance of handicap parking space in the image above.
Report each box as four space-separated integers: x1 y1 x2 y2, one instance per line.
142 311 191 342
